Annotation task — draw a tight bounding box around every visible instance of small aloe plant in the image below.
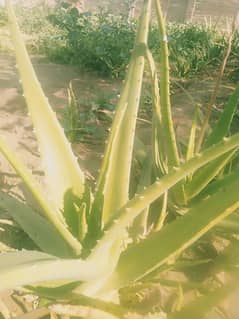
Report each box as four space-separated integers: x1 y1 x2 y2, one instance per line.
1 0 239 318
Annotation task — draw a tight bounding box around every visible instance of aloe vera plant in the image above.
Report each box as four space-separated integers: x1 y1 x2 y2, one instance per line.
1 0 239 318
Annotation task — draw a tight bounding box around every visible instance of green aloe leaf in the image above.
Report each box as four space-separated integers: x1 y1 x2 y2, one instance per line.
185 150 237 200
100 0 151 221
27 282 81 299
191 168 239 234
0 137 82 256
184 167 239 233
77 202 88 243
204 84 239 148
0 251 56 276
88 132 239 289
83 134 239 288
6 0 85 213
130 156 153 239
145 47 166 174
88 0 152 235
108 172 239 288
0 192 74 257
154 0 179 169
191 166 239 203
0 248 113 292
186 84 239 200
218 214 239 233
186 108 198 162
154 0 185 205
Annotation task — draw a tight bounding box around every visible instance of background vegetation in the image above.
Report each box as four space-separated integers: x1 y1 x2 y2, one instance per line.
7 2 238 78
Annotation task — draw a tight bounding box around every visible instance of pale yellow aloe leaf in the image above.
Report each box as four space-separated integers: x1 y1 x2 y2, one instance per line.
6 0 85 211
87 0 152 239
0 137 82 256
0 250 112 293
99 0 152 223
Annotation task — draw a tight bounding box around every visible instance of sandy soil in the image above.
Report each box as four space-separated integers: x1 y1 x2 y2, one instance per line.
0 53 120 184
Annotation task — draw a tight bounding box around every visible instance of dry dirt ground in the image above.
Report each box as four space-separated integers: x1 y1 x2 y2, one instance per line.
0 52 238 318
0 53 116 176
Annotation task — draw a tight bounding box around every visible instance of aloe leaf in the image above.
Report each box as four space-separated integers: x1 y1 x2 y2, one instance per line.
6 0 85 212
0 248 113 292
218 214 239 233
77 202 88 243
186 150 237 200
191 166 239 203
204 84 239 148
0 192 76 257
154 0 185 205
27 282 80 298
65 81 80 142
130 156 153 239
154 190 168 231
190 168 239 233
186 108 198 162
196 22 238 152
107 173 239 288
154 0 179 169
0 137 82 255
89 0 152 232
87 56 136 240
169 275 239 319
0 250 56 269
183 108 199 186
186 85 239 200
86 133 239 288
145 48 167 174
100 0 151 220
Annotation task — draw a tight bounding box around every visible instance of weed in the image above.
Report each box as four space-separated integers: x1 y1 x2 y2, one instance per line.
61 84 115 143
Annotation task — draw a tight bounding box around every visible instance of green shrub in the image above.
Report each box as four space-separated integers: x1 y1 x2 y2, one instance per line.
167 23 226 76
61 83 105 143
16 3 239 79
44 6 239 78
47 7 136 77
14 4 68 59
